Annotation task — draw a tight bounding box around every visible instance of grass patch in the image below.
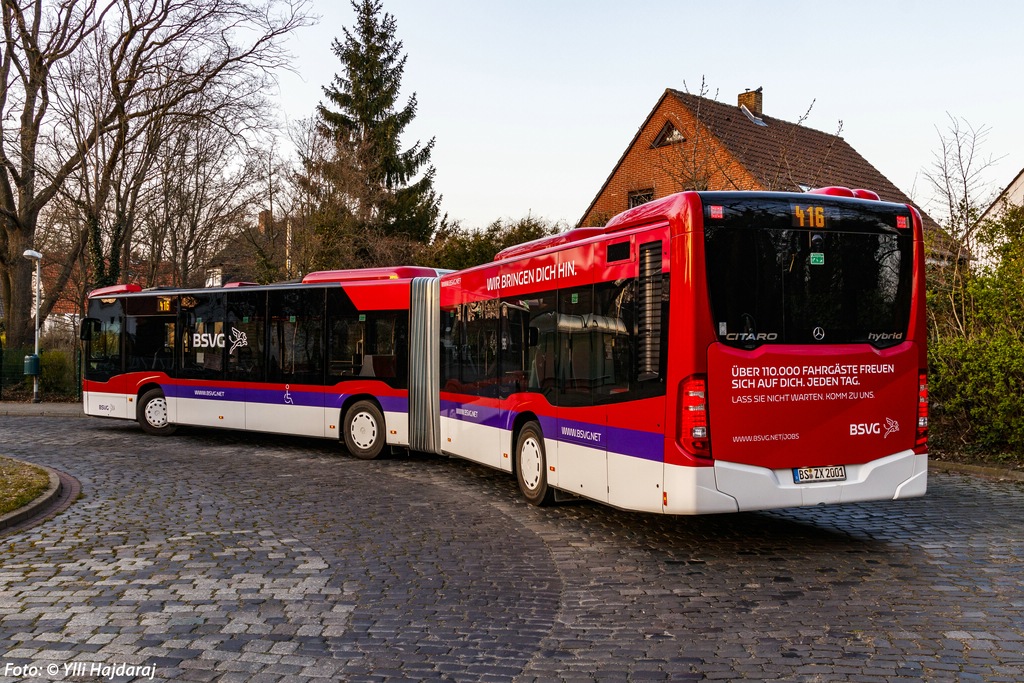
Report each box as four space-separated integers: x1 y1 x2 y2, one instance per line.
0 456 51 516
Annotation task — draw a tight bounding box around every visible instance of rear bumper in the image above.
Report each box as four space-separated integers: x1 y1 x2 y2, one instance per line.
712 450 927 512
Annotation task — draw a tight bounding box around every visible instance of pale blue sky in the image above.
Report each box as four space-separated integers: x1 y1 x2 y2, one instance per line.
274 0 1023 228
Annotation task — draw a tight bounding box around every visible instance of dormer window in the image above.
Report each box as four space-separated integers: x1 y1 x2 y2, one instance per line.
652 121 685 148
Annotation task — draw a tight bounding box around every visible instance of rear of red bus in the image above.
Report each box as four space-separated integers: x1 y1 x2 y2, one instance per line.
661 190 927 513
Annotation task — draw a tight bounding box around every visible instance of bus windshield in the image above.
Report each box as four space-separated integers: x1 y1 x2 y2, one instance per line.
703 197 914 348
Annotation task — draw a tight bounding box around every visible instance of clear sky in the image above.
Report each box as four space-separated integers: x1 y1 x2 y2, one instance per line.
273 0 1023 229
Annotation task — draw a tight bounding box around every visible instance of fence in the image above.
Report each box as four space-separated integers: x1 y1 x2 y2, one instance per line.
0 344 80 402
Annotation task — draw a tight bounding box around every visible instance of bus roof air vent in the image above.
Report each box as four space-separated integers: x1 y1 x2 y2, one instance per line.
88 283 142 298
807 186 880 201
807 186 855 198
301 266 438 284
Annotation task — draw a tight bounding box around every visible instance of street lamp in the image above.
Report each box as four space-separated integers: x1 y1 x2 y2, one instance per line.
22 249 42 403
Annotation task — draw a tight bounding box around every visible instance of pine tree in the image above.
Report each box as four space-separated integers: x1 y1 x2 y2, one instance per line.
310 0 441 261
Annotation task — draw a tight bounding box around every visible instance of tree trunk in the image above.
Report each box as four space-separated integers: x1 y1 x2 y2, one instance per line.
1 245 35 351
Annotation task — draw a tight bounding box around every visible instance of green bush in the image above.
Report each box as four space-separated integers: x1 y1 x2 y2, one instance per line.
40 349 78 397
930 332 1024 453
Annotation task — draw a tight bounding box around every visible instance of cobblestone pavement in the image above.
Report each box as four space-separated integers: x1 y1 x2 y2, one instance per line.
1 416 1023 682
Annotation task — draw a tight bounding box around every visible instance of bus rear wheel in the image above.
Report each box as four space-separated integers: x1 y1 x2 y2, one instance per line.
516 421 554 506
138 388 176 436
343 400 386 460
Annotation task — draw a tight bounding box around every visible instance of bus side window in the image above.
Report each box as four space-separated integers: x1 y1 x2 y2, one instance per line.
526 292 557 402
558 286 595 407
178 293 226 380
460 300 498 396
440 307 459 390
499 301 529 397
328 317 364 379
593 280 633 402
82 301 124 382
268 288 323 385
228 291 266 383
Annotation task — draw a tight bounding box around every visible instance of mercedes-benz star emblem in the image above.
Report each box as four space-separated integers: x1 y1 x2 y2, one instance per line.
813 327 825 341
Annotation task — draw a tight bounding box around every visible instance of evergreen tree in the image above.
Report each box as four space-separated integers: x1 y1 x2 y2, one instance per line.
309 0 441 263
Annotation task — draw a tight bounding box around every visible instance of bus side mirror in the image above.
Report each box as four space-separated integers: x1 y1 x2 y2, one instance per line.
528 327 539 347
80 318 101 341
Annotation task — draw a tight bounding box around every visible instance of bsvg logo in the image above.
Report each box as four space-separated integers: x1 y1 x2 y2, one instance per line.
850 418 899 438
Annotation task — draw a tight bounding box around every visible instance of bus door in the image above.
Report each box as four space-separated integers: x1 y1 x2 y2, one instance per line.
250 289 325 437
178 292 245 429
442 297 502 468
81 298 128 419
554 282 609 503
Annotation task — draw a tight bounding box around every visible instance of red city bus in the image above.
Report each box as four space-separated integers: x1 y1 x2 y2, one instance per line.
80 267 441 459
437 189 928 514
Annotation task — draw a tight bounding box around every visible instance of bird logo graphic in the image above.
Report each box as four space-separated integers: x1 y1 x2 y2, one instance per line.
228 327 248 354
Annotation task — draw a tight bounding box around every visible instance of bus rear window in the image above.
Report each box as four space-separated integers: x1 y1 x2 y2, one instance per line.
703 198 914 348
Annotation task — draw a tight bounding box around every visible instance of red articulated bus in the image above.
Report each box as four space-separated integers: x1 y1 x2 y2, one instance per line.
436 189 928 513
81 266 441 459
83 189 928 515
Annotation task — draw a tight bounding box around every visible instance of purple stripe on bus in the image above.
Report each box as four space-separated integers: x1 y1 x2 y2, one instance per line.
443 407 664 462
163 384 407 414
328 394 407 413
246 387 323 408
538 414 662 461
440 400 505 428
608 427 664 462
165 385 246 402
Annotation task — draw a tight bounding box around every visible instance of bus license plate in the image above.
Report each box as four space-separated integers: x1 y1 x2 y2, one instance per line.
793 466 846 484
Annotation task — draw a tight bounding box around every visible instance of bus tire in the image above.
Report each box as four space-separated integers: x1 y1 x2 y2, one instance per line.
138 388 176 436
343 400 386 460
516 421 554 506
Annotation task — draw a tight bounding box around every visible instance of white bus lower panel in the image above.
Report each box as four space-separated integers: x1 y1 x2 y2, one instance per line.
383 410 409 447
663 463 740 515
84 391 130 420
607 451 664 513
713 450 927 512
440 416 501 469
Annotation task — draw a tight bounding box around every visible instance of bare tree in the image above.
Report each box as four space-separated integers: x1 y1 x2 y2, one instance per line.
922 114 1002 340
0 0 311 349
140 114 262 287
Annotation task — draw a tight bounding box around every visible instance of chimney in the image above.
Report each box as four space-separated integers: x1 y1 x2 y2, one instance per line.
257 209 272 235
738 88 763 116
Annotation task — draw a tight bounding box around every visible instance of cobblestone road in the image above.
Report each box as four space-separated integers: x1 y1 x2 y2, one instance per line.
1 415 1023 682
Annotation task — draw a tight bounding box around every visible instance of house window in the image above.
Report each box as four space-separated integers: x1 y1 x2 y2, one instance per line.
628 190 654 209
651 121 685 148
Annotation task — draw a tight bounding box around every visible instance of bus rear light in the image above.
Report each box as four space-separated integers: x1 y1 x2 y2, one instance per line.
916 372 928 448
681 375 711 458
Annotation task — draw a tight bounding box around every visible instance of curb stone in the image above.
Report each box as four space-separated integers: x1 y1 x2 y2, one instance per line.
0 401 84 418
930 460 1024 482
0 461 62 532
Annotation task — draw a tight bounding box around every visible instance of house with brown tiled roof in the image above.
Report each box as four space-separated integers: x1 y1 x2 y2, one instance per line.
581 88 941 239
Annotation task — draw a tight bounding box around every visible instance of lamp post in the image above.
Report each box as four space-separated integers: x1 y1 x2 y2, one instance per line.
22 249 42 403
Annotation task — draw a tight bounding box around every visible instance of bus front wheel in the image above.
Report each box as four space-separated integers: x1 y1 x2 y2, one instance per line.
343 400 385 460
516 422 554 506
138 388 177 436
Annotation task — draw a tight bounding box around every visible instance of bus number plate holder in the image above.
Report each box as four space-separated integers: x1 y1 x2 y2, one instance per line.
792 466 847 484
